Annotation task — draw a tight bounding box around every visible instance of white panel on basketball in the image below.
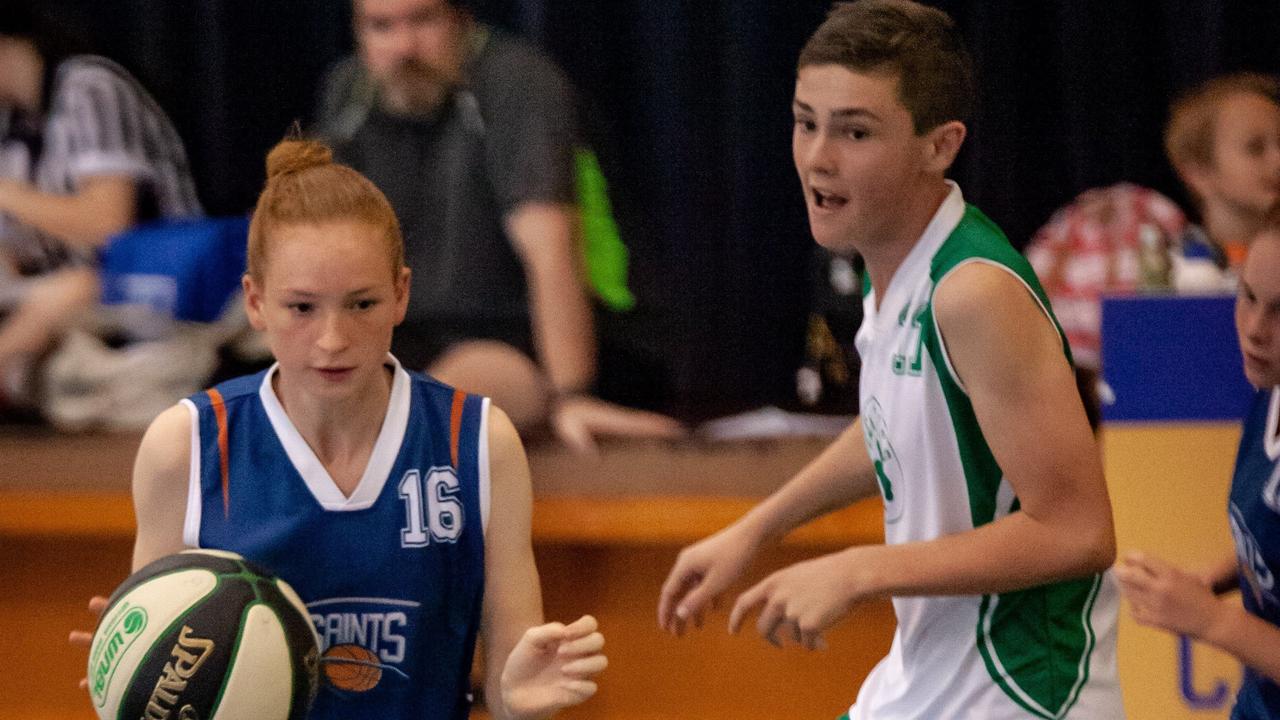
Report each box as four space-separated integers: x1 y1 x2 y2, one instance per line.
211 604 293 720
274 578 320 647
90 569 218 716
183 548 245 561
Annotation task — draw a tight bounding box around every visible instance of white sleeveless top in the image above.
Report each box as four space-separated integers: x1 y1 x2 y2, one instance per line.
849 183 1123 720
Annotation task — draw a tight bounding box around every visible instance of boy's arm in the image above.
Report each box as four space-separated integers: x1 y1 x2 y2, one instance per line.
131 403 194 570
872 261 1117 592
737 420 884 547
730 263 1116 645
658 420 881 634
481 404 606 720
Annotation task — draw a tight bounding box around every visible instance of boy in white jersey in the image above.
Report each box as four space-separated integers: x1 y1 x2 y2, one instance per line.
657 2 1124 717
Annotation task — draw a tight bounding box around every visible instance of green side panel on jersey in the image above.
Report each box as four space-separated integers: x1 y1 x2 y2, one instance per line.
975 574 1102 719
929 204 1072 363
575 147 636 312
921 204 1094 717
918 305 1002 527
922 203 1071 527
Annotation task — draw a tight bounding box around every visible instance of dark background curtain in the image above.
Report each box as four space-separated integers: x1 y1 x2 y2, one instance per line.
38 0 1280 417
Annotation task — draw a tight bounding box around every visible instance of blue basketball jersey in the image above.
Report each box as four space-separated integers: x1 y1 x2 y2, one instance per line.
181 357 489 720
1227 387 1280 720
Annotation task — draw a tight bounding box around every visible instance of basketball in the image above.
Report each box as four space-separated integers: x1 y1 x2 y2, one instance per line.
87 549 320 720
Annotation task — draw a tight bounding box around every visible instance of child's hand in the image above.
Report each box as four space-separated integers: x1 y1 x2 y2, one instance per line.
500 615 607 720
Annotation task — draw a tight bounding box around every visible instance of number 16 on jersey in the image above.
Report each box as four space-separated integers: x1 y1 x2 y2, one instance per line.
399 468 465 547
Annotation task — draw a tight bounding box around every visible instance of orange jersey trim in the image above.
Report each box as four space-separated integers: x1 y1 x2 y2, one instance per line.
206 389 231 518
449 390 465 469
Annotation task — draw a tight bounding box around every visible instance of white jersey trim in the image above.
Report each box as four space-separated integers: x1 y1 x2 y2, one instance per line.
479 397 492 537
1266 387 1280 461
866 182 965 316
258 354 411 511
180 398 202 548
931 258 1058 395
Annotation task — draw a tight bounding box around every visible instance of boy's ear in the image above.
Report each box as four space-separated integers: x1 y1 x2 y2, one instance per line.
924 120 966 174
243 274 267 331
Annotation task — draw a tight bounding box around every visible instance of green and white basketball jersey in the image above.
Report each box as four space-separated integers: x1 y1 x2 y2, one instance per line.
848 184 1122 719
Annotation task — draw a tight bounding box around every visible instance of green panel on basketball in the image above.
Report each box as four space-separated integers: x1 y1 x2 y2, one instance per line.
87 549 320 720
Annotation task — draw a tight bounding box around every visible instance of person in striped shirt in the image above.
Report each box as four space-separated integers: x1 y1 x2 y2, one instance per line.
0 3 201 408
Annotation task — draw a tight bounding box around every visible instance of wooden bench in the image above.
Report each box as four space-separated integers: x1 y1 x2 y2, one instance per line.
1 430 890 720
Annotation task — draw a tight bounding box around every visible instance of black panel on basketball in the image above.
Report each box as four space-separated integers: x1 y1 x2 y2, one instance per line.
116 577 253 719
263 579 323 715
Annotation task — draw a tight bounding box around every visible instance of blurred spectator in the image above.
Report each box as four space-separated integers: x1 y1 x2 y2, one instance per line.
316 0 683 453
1165 72 1280 271
1028 73 1280 375
0 3 202 413
1026 183 1189 371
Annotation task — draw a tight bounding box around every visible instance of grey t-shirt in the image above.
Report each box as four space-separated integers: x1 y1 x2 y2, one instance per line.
322 28 577 357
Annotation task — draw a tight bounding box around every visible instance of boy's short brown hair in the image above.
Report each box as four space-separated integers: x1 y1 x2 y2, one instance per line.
798 0 974 134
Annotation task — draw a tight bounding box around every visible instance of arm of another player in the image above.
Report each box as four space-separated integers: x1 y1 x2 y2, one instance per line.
1197 552 1243 595
1117 551 1280 684
658 420 881 636
729 263 1116 648
482 404 607 720
506 203 685 455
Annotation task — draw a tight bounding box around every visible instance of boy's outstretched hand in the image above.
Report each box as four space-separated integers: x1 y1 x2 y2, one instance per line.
500 615 607 720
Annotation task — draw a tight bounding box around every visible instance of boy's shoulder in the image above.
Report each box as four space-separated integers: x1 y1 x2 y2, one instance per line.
930 204 1043 290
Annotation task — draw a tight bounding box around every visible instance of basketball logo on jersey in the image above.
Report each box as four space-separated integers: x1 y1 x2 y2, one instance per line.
863 397 905 523
398 467 464 548
310 597 417 693
1230 504 1276 609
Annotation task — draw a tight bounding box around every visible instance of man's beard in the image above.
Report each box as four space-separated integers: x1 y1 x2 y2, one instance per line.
379 59 453 116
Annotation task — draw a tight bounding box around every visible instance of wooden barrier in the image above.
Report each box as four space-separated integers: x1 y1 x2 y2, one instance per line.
0 431 892 720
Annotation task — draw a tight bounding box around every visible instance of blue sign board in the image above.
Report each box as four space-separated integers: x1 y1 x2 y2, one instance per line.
1100 294 1254 422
